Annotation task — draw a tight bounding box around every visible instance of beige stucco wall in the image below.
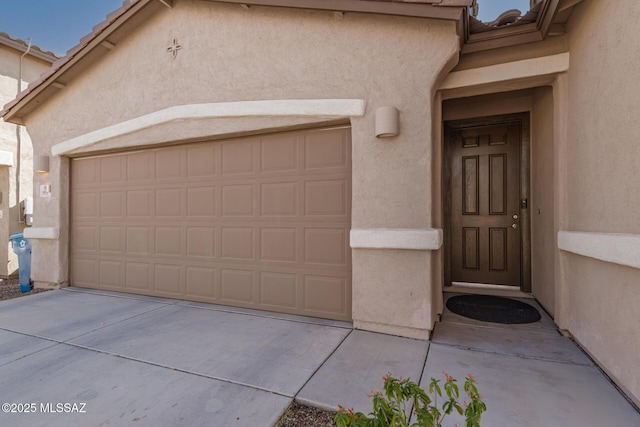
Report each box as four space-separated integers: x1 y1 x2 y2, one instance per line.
21 0 459 338
565 1 640 233
530 86 555 314
0 44 52 277
561 0 640 404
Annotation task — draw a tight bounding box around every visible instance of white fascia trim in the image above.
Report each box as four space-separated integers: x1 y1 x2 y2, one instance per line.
51 99 366 156
350 228 443 250
439 52 570 91
0 150 13 167
24 227 59 240
558 231 640 270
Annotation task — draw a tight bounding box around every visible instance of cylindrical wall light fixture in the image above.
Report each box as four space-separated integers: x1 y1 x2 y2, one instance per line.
33 155 50 173
375 106 399 138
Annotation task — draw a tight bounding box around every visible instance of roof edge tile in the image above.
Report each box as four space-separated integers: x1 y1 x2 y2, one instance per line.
0 32 58 62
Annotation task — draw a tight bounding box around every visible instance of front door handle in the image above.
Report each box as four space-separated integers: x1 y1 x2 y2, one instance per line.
512 224 518 229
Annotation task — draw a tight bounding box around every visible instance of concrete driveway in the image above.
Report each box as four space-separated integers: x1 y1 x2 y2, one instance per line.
0 288 426 426
1 288 639 426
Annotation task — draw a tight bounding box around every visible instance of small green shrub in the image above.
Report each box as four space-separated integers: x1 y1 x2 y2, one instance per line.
334 372 486 427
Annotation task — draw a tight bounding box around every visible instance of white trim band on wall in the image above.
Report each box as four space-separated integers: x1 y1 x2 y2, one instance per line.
0 150 13 167
558 231 640 270
51 99 367 156
350 228 443 250
24 227 59 240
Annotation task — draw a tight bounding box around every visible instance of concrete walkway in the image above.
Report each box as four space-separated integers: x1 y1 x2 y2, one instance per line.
0 288 638 426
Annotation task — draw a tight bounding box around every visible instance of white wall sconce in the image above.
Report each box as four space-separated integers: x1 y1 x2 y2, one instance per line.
34 155 49 173
375 106 399 138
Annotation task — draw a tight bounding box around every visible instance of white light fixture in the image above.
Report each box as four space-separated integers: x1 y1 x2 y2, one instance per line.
375 106 399 138
34 155 49 173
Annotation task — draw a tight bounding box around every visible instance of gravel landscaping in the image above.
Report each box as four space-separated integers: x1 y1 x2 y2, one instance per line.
0 278 50 301
275 401 337 427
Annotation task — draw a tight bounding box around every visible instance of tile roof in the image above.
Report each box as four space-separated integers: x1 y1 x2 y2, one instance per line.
0 32 58 62
469 2 542 34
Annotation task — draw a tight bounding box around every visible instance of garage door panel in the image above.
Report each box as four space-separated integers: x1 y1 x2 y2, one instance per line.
100 191 124 217
259 272 297 309
304 129 349 169
187 187 216 217
186 266 217 299
221 227 254 260
261 182 297 216
304 228 347 266
125 262 151 291
304 179 348 216
99 226 124 252
186 226 216 258
156 188 183 217
155 227 182 256
127 151 154 182
73 258 98 286
154 264 182 296
222 140 255 175
126 190 152 217
71 127 351 321
73 225 97 252
220 269 255 303
260 228 297 262
156 148 183 180
99 260 123 289
222 185 255 217
261 134 298 172
100 156 125 184
303 275 348 316
126 226 152 255
74 192 98 218
187 144 217 177
73 157 100 187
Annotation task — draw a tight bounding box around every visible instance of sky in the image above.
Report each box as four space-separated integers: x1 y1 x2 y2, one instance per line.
477 0 530 22
0 0 123 56
0 0 531 57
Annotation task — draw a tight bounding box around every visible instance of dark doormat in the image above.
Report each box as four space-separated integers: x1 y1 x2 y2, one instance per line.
446 294 541 324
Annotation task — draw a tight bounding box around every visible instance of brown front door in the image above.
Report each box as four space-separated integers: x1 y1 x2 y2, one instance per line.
446 119 522 287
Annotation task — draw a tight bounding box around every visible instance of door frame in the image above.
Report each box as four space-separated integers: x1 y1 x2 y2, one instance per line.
443 112 531 292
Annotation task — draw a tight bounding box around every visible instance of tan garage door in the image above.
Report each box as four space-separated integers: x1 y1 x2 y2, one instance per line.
70 126 352 321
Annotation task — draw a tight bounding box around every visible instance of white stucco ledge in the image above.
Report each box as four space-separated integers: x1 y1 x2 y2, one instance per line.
51 99 367 156
558 231 640 270
350 228 443 250
23 227 60 240
0 150 14 167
